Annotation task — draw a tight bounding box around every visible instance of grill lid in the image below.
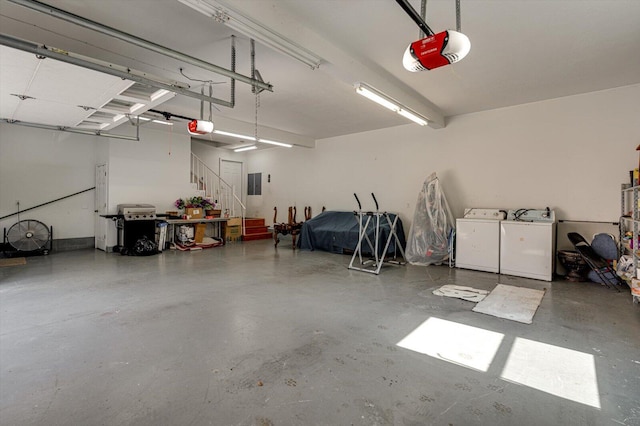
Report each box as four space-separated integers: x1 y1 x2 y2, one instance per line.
117 204 156 221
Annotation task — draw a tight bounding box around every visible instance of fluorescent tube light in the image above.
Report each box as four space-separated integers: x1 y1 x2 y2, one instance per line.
213 129 292 148
354 82 429 126
355 84 399 112
214 129 256 140
234 145 257 152
178 0 323 70
259 139 293 148
398 108 428 126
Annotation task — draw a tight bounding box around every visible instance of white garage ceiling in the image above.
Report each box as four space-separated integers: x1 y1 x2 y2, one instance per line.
1 0 639 149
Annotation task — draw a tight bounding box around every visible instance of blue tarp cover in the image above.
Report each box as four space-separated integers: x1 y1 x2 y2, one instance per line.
298 211 406 255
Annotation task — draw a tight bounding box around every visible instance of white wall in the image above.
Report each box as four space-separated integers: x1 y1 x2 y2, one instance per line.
105 126 193 247
0 123 193 248
247 84 640 228
107 126 192 213
2 84 637 246
0 124 97 239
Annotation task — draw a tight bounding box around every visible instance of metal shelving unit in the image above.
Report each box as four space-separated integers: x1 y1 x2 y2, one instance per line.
620 184 639 303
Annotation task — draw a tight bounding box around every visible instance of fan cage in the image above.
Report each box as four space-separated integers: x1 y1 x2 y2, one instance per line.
4 220 52 254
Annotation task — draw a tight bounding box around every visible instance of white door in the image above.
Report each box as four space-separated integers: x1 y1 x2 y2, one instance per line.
220 159 243 216
94 164 108 251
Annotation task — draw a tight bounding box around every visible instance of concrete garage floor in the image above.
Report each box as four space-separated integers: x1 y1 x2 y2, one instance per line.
1 239 639 426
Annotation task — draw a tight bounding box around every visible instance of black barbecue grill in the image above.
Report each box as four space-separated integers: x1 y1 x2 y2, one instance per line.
106 204 158 253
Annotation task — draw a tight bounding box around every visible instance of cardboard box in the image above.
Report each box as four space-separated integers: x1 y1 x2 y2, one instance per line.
225 225 242 241
186 208 203 219
227 217 242 227
205 209 222 218
631 278 640 297
194 223 206 243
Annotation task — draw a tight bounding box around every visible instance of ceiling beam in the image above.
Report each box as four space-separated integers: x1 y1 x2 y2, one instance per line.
218 1 446 129
7 0 273 93
0 33 232 108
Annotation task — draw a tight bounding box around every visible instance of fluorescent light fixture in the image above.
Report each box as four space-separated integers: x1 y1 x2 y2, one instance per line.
398 108 428 126
355 84 399 112
354 82 429 126
234 145 257 152
214 129 256 140
259 139 293 148
178 0 323 70
213 129 292 148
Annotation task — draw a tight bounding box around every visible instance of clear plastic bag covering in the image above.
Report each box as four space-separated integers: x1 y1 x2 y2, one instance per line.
406 173 455 265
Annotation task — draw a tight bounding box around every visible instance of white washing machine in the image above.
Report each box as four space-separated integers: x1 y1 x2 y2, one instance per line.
456 209 506 273
500 209 556 281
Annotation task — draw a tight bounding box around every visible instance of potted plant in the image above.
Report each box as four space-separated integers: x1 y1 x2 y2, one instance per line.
198 198 221 217
174 198 186 210
175 196 218 218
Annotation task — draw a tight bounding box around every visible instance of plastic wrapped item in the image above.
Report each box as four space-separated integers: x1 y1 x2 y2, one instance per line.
406 173 455 265
617 255 635 281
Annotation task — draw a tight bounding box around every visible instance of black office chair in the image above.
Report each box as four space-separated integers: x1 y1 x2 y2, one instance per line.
567 232 624 291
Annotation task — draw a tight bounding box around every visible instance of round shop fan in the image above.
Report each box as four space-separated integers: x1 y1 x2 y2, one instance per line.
6 220 51 254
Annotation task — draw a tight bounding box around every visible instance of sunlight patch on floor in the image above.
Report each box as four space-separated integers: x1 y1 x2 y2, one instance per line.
397 317 504 372
501 337 601 409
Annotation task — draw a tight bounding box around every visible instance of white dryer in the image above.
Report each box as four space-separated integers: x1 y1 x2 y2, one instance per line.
500 209 556 281
456 209 506 273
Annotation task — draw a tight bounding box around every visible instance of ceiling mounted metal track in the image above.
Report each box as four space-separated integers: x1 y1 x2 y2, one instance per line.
0 33 231 107
395 0 435 36
2 118 140 141
7 0 273 93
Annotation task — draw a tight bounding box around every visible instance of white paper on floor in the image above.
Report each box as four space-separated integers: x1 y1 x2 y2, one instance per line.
432 285 489 302
472 284 545 324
